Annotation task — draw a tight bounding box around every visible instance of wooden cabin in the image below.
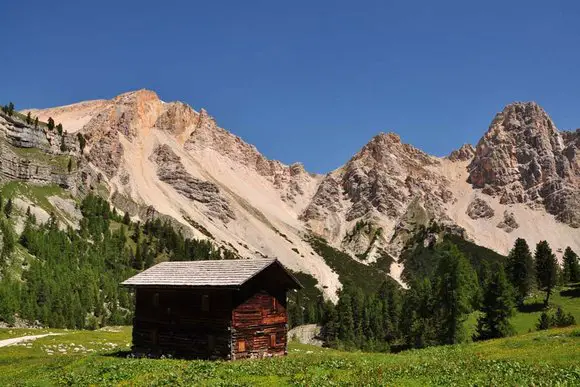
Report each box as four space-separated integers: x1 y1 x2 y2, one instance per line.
121 258 302 360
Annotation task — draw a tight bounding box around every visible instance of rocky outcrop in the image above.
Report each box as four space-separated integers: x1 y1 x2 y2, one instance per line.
448 144 475 162
154 102 198 136
466 196 495 219
0 114 78 190
497 210 519 233
150 144 235 222
302 132 453 229
185 109 319 204
468 102 580 227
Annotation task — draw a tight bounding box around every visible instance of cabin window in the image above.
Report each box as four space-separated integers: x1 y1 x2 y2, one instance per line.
270 333 276 348
237 339 246 352
202 294 210 312
152 293 159 308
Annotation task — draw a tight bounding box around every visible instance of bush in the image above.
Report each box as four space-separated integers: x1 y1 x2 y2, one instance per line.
536 307 576 330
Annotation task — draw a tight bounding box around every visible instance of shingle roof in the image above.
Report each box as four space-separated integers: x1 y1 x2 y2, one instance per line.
121 258 300 288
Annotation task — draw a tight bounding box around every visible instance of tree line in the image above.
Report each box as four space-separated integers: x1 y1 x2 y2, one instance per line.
0 193 235 328
312 237 578 352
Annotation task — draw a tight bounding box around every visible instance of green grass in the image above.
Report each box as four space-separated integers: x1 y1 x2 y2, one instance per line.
0 326 579 386
0 181 73 216
464 283 580 337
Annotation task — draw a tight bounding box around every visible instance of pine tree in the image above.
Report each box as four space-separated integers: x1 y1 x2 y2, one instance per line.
77 132 86 154
26 111 32 124
7 102 14 116
67 158 73 173
401 278 436 348
562 247 580 283
553 307 576 327
536 312 551 330
535 241 558 306
56 123 63 136
47 117 55 131
123 211 131 225
60 135 67 152
506 238 535 305
336 291 355 346
34 116 39 128
475 265 515 340
3 198 13 218
377 279 402 342
434 243 476 345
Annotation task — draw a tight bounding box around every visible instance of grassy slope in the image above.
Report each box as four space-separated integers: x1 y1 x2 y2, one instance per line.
0 326 579 386
465 282 580 338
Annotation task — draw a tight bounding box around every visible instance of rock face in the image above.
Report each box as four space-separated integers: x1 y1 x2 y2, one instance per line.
468 102 580 227
0 113 78 191
497 210 519 233
185 108 317 205
17 91 580 292
150 144 235 222
303 133 453 225
466 196 495 219
448 144 475 162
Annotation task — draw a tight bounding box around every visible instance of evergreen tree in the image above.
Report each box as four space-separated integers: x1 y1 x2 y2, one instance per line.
60 135 67 152
0 220 15 260
401 278 436 348
535 241 558 306
434 243 476 345
336 290 355 346
321 300 338 345
56 123 63 136
123 211 131 225
34 116 39 128
506 238 535 305
26 111 32 124
377 279 402 342
67 158 73 173
553 307 576 327
3 198 13 218
77 132 86 154
562 247 580 283
47 117 55 131
474 265 515 340
7 102 14 116
536 312 551 330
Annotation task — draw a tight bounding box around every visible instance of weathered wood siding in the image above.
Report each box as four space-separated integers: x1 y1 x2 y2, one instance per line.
132 287 232 359
231 288 288 360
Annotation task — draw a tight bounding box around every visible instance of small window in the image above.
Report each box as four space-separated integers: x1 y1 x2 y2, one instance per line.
270 333 276 348
202 294 210 312
237 339 246 352
152 293 159 308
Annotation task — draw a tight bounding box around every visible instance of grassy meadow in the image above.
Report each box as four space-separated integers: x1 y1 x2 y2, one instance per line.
0 325 579 386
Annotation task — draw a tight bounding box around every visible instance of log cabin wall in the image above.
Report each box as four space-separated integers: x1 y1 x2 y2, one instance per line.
231 268 289 360
132 287 233 359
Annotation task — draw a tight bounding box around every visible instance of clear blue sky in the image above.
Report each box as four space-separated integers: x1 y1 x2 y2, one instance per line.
2 1 579 173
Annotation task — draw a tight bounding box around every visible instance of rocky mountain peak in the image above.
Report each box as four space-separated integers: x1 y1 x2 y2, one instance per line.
112 89 160 105
448 144 475 162
468 101 580 227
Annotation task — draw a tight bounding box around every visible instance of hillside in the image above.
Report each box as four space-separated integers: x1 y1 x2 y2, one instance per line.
7 92 578 295
0 326 579 385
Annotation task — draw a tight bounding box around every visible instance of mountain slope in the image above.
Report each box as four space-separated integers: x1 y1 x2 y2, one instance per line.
10 92 580 293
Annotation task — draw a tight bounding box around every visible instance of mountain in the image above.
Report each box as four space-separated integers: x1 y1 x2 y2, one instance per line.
3 91 579 299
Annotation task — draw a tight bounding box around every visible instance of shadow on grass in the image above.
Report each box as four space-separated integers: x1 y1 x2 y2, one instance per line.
560 287 580 298
518 302 545 313
104 350 133 358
